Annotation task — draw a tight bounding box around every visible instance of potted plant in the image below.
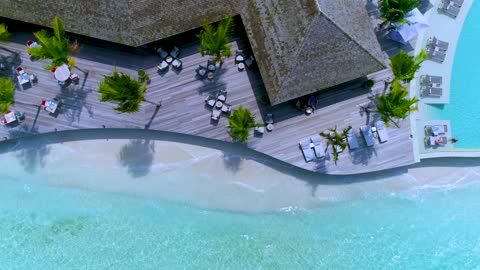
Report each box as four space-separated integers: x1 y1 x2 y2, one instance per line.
365 79 375 88
138 69 150 83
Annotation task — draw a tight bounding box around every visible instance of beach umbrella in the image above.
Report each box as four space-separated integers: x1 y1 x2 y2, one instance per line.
389 8 430 44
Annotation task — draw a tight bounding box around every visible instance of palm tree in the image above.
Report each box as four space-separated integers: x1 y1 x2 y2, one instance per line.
0 78 15 114
375 81 418 128
0 23 10 41
320 126 351 165
389 50 427 84
198 16 234 63
379 0 420 28
228 106 257 143
98 70 147 113
28 16 72 70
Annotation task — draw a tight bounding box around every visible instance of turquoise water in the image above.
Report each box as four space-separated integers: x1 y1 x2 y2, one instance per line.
2 178 480 269
428 0 480 148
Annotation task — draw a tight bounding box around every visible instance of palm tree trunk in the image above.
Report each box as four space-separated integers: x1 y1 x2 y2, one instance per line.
143 99 161 107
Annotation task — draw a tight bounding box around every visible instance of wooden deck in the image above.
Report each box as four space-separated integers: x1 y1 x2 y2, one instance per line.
0 3 418 175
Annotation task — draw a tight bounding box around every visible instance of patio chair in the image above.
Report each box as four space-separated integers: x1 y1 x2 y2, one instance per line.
170 46 180 58
172 59 182 70
254 126 265 135
216 89 227 102
265 113 274 124
157 61 168 72
235 50 245 63
421 87 442 97
196 65 207 78
439 1 460 18
346 128 359 150
207 60 216 72
221 103 232 114
299 139 315 162
427 37 449 52
420 75 442 87
375 121 389 143
360 125 375 147
156 48 169 59
426 48 446 63
211 109 221 121
311 135 325 158
205 96 215 107
245 55 255 68
29 73 38 84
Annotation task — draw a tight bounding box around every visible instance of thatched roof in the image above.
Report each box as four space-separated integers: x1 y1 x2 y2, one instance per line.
0 0 386 104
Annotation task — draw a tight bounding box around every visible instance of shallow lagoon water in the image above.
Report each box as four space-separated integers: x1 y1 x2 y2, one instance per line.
1 138 480 269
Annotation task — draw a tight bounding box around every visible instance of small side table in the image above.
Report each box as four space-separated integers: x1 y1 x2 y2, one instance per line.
165 56 173 64
215 101 223 109
238 62 245 71
207 72 214 80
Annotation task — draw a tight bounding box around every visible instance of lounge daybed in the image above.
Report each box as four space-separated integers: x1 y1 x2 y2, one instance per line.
360 125 375 147
427 37 449 52
421 87 442 97
299 139 315 162
425 124 448 136
420 75 443 87
439 1 460 18
347 128 359 150
375 121 389 143
426 48 446 63
425 136 448 146
311 135 325 158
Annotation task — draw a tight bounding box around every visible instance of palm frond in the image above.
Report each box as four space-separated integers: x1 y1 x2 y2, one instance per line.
197 16 234 63
228 106 255 142
0 78 15 113
98 70 146 113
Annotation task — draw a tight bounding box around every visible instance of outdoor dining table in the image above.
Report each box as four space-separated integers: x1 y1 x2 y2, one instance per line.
54 64 70 81
215 101 223 109
4 111 16 124
45 100 59 113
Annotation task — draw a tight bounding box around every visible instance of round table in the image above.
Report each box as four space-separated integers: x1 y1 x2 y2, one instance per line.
238 62 245 71
54 64 70 81
215 101 223 109
305 107 313 115
165 56 173 64
266 124 274 131
207 72 214 80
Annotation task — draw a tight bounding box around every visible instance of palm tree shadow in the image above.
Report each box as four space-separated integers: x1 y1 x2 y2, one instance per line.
118 139 155 178
222 152 242 173
8 125 51 173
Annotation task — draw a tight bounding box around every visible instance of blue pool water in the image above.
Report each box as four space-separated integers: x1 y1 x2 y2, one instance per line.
2 177 480 269
428 0 480 148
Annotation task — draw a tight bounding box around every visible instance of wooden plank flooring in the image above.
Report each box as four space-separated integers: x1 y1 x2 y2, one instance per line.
0 3 417 174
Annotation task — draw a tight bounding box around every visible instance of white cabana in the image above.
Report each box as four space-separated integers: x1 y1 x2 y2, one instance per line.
389 8 430 44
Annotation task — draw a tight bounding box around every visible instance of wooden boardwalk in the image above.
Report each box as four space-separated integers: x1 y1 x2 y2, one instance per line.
0 3 417 175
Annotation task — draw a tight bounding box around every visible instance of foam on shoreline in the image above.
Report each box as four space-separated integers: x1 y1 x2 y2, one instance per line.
2 138 480 212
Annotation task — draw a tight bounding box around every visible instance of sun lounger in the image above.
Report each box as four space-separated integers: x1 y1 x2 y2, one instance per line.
426 124 448 135
421 87 442 97
426 136 448 146
420 75 443 87
360 125 375 147
428 37 449 52
439 1 460 18
375 121 389 143
426 48 446 63
346 129 359 150
311 135 325 158
449 0 463 7
299 139 315 162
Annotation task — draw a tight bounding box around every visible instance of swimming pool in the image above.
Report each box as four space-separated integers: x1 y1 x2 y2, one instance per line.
426 0 480 149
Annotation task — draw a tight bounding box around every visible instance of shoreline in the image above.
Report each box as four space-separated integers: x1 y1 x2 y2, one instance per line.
2 131 480 212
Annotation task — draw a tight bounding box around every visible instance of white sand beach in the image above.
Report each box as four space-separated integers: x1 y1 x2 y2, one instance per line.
2 138 480 212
